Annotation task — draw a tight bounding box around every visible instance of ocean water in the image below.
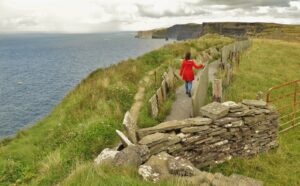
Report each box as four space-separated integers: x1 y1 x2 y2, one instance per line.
0 32 168 137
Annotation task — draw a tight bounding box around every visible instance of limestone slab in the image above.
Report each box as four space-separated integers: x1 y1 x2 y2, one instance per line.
116 130 133 147
215 117 240 125
139 132 169 147
181 126 210 133
242 99 267 108
149 95 158 118
122 111 137 144
137 118 212 138
161 79 168 100
200 102 229 120
156 88 163 105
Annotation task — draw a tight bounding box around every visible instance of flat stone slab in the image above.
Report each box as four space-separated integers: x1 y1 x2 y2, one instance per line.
116 130 133 147
149 95 158 118
222 101 241 109
139 133 169 147
137 118 212 138
242 99 267 108
200 102 229 120
181 126 210 133
122 111 137 144
214 117 240 125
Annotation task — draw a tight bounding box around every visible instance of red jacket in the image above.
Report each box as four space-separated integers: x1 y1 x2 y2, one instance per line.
179 59 204 81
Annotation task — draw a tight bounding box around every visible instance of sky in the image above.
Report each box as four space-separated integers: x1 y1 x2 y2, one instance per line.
0 0 299 33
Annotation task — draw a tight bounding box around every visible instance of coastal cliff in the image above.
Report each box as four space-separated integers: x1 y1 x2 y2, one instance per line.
136 22 300 41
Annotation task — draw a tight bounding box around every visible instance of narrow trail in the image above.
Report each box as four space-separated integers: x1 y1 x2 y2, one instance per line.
165 85 193 121
165 60 220 121
129 69 156 123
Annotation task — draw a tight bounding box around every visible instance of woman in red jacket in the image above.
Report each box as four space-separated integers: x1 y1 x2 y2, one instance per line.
179 52 206 97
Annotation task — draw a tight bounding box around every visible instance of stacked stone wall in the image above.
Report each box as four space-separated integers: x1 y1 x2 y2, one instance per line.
137 100 278 167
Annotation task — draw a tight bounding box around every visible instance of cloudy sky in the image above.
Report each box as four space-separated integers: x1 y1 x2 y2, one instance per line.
0 0 299 33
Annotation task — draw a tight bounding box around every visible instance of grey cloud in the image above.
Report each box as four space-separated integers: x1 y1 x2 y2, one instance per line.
16 17 38 26
257 6 300 19
137 4 208 18
199 0 293 8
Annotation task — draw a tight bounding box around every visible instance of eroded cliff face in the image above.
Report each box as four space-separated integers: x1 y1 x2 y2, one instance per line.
136 22 298 40
201 22 265 37
167 24 202 40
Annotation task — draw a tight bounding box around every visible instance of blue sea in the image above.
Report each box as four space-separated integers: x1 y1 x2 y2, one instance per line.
0 32 168 137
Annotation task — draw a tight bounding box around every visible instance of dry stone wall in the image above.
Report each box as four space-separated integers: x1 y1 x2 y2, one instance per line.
137 100 278 167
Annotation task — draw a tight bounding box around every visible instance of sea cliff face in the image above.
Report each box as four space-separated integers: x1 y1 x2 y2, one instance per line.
135 28 167 39
167 24 202 40
136 22 300 40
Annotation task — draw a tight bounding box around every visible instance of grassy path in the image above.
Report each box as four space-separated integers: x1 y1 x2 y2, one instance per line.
130 69 157 122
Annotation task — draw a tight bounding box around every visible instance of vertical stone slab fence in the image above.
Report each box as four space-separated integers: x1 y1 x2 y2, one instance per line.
220 40 251 87
191 63 209 117
149 66 177 118
191 46 221 116
136 100 279 168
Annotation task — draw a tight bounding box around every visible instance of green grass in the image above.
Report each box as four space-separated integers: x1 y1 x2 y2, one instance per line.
209 39 300 186
0 34 233 185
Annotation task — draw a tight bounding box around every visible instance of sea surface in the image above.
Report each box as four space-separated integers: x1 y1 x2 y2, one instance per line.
0 32 168 137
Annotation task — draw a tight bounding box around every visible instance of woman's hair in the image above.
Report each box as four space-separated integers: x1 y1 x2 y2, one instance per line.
185 52 191 60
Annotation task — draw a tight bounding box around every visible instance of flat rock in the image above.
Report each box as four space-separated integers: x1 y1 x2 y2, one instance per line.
215 117 240 125
222 101 241 109
242 99 267 108
200 102 229 120
181 126 210 133
139 132 169 147
167 144 183 153
137 118 212 138
166 134 182 145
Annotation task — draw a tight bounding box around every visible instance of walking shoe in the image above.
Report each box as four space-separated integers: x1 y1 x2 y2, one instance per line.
188 92 191 97
186 90 188 94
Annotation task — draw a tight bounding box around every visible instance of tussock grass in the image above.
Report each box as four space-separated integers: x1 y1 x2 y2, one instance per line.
210 39 300 186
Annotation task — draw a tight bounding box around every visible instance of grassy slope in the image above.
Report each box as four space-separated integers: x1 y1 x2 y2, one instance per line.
0 34 233 185
210 39 300 186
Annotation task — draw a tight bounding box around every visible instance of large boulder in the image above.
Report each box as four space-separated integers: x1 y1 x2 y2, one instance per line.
94 148 119 165
138 152 172 182
113 145 150 167
167 156 198 176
